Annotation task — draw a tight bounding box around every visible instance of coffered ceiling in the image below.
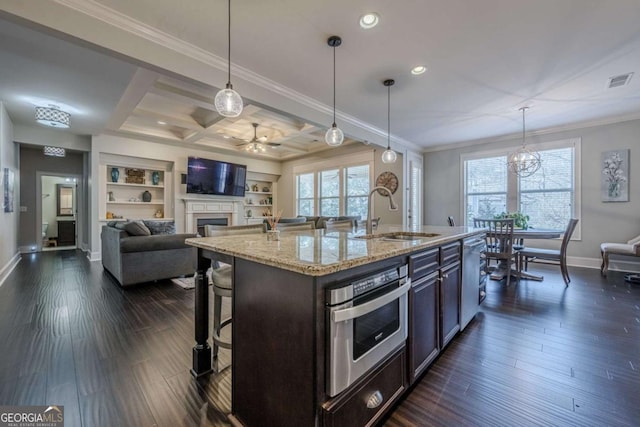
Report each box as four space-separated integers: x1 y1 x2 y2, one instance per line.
2 0 640 157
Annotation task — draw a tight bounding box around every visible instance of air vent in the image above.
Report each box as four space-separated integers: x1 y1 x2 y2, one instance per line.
607 72 633 89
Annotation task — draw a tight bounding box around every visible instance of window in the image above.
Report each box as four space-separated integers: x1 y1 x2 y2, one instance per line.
296 173 314 216
295 159 372 218
463 139 580 232
345 165 369 219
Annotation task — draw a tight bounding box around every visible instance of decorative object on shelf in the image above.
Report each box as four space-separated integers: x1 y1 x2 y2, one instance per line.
494 211 529 229
214 0 243 117
262 186 270 192
142 190 152 202
108 191 115 201
246 209 252 217
151 171 160 185
106 211 114 219
154 209 164 218
245 183 250 191
325 35 344 146
35 105 70 128
267 196 272 205
125 168 145 184
252 184 259 192
381 79 397 164
376 171 399 195
111 167 119 183
507 107 541 177
601 149 629 202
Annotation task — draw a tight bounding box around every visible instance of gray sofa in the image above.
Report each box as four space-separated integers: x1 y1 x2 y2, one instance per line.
101 224 197 287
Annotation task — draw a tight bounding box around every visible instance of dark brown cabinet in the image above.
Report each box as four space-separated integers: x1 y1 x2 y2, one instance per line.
57 220 76 246
439 261 461 348
408 271 439 383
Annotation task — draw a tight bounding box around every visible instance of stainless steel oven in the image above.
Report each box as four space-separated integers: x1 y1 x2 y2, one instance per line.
326 264 410 397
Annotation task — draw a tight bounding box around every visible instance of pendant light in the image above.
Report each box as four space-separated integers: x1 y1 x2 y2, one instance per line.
325 35 344 146
214 0 243 117
507 107 541 177
381 79 397 164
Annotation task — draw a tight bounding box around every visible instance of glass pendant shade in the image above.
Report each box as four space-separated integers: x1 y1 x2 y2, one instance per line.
215 86 243 118
325 124 344 147
381 148 397 164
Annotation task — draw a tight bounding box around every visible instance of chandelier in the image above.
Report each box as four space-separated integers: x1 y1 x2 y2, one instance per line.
244 123 266 153
508 107 541 177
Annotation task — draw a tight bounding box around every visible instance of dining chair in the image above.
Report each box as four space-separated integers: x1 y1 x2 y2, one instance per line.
325 219 356 232
204 223 266 365
518 218 579 285
473 218 519 286
277 221 316 231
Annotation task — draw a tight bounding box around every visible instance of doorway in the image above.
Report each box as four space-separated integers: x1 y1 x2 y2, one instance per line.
37 173 82 251
406 152 423 227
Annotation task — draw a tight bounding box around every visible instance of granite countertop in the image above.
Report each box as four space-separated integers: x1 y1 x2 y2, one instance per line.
185 225 484 276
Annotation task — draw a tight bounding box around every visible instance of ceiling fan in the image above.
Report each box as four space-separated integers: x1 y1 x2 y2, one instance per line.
235 123 281 153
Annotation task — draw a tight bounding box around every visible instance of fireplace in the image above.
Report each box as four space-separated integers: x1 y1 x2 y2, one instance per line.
197 218 228 236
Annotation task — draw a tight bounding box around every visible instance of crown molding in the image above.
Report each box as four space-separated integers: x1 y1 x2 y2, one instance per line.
423 111 640 153
53 0 419 153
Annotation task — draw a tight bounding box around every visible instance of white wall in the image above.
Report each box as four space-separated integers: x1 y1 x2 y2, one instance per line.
0 102 19 285
424 118 640 268
89 134 282 259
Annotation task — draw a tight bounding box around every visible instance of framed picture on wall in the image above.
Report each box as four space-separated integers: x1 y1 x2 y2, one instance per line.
3 167 15 212
601 149 629 202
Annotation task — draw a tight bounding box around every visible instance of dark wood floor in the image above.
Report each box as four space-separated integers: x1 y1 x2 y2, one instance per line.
0 251 638 426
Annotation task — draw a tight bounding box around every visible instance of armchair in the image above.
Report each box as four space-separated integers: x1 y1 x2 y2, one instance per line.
600 234 640 276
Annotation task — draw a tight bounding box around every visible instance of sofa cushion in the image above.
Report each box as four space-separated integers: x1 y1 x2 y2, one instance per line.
123 220 151 236
143 220 176 235
120 233 197 253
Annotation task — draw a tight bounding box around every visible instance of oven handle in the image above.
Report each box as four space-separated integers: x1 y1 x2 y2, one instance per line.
331 279 410 323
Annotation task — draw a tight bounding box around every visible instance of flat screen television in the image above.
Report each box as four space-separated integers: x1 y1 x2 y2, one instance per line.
186 157 247 197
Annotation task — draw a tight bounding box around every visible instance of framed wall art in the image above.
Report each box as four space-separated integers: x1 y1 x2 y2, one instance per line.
601 149 629 202
3 167 15 212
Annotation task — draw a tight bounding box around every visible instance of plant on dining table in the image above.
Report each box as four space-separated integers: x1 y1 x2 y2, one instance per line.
494 211 529 229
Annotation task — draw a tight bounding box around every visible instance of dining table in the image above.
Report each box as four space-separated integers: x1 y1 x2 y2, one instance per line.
490 228 561 281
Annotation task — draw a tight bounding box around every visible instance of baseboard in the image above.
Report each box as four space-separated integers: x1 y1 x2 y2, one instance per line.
88 250 101 262
533 255 640 274
19 245 38 254
0 252 21 288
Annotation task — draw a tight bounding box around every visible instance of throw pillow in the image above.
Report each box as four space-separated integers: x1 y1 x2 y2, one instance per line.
114 222 127 230
143 220 176 235
123 220 151 236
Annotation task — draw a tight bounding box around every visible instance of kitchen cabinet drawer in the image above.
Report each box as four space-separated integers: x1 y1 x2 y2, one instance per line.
409 248 439 280
323 346 406 427
440 241 461 266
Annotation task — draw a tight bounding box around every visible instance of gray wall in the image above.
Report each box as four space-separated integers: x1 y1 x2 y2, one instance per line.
424 118 640 261
19 146 84 249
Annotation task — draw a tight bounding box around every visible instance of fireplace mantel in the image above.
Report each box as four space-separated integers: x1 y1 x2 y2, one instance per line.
182 198 242 233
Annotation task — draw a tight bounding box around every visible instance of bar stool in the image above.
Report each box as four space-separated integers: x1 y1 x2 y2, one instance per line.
204 224 266 365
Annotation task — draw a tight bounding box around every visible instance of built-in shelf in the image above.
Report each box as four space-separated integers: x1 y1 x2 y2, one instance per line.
100 217 175 222
107 182 165 189
244 203 272 207
107 201 165 205
245 191 272 195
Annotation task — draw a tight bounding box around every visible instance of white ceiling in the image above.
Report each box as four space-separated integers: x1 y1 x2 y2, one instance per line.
1 0 640 156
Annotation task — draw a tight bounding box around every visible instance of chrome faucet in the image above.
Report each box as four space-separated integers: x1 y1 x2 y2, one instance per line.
367 186 398 234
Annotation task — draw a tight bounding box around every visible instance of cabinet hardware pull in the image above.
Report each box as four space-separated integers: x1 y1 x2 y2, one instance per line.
366 390 384 409
442 273 449 279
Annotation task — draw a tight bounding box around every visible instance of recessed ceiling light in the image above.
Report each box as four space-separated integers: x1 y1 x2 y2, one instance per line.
411 66 427 75
157 120 167 125
359 13 380 29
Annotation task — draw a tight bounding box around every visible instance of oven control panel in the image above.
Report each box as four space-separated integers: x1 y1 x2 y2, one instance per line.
352 265 406 297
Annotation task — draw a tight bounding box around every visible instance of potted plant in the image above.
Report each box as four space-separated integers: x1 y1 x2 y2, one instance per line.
494 211 530 229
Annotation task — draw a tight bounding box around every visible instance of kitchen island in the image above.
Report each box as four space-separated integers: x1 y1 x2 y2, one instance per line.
186 225 484 427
